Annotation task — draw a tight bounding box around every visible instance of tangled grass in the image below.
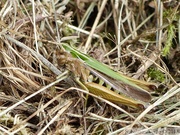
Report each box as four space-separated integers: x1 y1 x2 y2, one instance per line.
0 0 179 134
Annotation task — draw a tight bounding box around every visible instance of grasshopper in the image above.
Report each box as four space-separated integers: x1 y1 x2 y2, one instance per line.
57 43 157 108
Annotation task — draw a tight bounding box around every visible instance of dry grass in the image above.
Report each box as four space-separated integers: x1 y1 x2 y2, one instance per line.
0 0 179 134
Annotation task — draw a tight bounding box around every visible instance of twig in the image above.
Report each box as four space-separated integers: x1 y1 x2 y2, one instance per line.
84 0 108 53
4 35 62 75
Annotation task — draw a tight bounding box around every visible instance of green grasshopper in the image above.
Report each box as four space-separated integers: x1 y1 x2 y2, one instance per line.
59 43 156 108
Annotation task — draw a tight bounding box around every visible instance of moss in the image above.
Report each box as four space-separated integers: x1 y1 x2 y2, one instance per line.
161 7 179 56
162 24 175 56
147 68 165 82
